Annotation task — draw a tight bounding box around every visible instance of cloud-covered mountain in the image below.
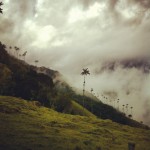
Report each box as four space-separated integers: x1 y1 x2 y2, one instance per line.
0 0 150 125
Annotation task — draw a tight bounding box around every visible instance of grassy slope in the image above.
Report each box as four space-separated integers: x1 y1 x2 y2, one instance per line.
0 96 150 150
68 101 95 117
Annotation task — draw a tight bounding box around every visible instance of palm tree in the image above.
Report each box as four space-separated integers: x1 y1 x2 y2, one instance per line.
19 54 22 59
130 106 133 118
128 114 132 119
81 68 90 108
90 88 93 113
126 104 129 115
117 99 119 110
14 46 20 58
35 60 39 67
22 51 27 61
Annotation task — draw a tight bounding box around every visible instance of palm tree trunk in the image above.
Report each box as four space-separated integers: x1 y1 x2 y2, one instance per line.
91 91 93 113
83 75 85 109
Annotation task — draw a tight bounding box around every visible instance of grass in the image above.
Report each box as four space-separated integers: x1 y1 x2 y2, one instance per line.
67 100 95 117
0 96 150 150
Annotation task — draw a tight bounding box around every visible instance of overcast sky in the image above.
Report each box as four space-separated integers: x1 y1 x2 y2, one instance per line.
0 0 150 125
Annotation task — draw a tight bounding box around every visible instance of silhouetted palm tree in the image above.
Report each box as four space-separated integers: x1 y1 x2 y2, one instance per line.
130 106 133 118
19 54 22 59
126 104 129 115
117 99 119 110
81 68 90 108
14 46 20 58
22 51 27 61
90 88 93 113
35 60 39 67
128 114 132 119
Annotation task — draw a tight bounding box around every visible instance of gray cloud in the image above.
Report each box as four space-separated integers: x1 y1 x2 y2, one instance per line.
0 0 150 125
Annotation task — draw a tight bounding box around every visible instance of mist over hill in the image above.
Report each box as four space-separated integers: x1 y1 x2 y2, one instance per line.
1 42 149 129
0 0 150 125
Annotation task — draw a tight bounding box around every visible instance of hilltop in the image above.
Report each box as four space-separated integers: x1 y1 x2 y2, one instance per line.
0 96 150 150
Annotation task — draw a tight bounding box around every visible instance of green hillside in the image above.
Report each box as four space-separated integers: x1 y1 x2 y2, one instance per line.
0 41 148 128
0 96 150 150
66 100 95 117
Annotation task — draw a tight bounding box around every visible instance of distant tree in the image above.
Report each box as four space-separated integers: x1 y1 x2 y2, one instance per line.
90 88 93 113
105 97 108 104
22 51 27 61
130 106 133 118
126 104 129 115
0 2 3 14
140 121 143 124
81 68 90 108
14 46 20 58
35 60 39 67
128 114 132 118
117 99 119 110
19 54 22 59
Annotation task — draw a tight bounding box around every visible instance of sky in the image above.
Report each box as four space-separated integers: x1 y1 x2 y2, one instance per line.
0 0 150 125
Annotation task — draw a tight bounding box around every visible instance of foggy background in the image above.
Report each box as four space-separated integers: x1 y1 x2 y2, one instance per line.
0 0 150 125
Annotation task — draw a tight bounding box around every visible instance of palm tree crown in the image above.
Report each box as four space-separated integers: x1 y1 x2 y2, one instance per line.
81 68 90 76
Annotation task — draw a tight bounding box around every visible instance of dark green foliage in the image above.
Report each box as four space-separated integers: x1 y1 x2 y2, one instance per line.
54 93 72 112
73 94 149 129
0 41 54 107
0 63 14 95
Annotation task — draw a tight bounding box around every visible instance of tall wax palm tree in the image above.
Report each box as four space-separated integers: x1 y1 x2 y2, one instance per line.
117 99 120 110
130 106 133 118
106 97 108 103
14 46 20 58
35 60 39 67
81 68 90 108
126 104 129 116
90 88 93 113
22 51 27 61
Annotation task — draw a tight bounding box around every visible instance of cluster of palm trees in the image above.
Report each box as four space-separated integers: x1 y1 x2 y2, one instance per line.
80 68 134 119
7 45 39 66
122 104 133 118
8 46 27 61
100 95 134 118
